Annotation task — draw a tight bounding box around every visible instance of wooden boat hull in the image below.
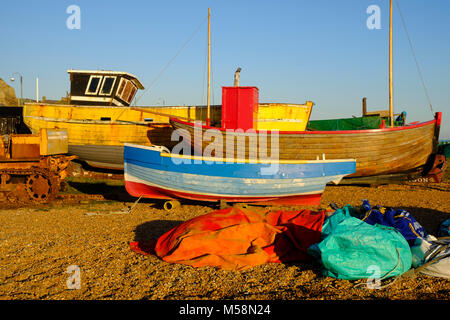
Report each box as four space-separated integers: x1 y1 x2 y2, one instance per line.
23 102 313 170
123 144 356 205
170 112 442 179
22 103 208 169
68 145 125 169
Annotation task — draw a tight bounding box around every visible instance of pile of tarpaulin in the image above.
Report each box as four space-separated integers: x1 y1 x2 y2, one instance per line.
130 200 450 280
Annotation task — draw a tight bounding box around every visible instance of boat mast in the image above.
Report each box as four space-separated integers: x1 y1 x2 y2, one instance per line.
206 8 211 126
389 0 394 127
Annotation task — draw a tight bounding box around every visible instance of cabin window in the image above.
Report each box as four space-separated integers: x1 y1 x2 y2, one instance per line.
122 82 133 102
99 76 116 95
127 85 137 104
85 75 103 95
116 78 127 98
116 78 137 104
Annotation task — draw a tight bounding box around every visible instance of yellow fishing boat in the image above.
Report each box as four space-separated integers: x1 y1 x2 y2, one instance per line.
23 69 314 170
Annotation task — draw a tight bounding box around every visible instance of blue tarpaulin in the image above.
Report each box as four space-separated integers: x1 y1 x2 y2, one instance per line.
359 199 428 245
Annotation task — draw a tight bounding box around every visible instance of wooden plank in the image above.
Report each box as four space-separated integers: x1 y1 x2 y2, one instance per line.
170 119 436 177
130 107 193 121
173 123 434 159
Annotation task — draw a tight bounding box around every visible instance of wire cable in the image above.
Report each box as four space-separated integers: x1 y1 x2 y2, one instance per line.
395 0 434 115
135 15 208 104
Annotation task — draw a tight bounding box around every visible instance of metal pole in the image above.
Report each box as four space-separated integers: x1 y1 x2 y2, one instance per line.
20 75 23 106
206 8 211 127
10 72 23 106
389 0 394 127
36 77 39 102
234 67 241 87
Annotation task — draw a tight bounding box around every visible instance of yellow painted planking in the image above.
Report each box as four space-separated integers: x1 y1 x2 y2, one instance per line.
256 102 314 131
23 101 314 147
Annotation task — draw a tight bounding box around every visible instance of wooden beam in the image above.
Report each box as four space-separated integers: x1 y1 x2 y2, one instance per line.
130 107 193 122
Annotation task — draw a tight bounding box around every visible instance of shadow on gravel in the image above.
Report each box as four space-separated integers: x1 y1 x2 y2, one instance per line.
401 207 450 236
133 219 183 241
66 180 226 210
67 181 141 202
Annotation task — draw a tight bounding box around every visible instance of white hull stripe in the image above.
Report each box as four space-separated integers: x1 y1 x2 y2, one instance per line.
71 96 113 103
124 173 324 198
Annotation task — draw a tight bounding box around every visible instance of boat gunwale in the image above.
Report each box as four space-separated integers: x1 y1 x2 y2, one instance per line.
170 116 437 135
23 115 164 126
124 143 356 165
24 102 313 109
23 102 215 110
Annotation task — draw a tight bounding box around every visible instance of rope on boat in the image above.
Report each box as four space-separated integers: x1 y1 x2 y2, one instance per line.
396 0 434 115
135 15 208 104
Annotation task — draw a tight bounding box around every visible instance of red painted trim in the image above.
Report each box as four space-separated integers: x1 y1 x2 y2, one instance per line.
125 180 322 206
436 112 442 126
170 116 436 135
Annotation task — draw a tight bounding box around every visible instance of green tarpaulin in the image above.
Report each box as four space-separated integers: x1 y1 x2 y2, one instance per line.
307 116 403 131
308 205 412 280
438 141 450 158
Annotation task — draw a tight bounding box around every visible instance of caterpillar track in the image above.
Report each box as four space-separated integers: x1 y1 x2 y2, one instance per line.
0 120 75 205
0 155 75 204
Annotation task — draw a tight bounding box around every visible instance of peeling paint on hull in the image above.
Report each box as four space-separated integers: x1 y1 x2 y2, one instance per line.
124 144 356 205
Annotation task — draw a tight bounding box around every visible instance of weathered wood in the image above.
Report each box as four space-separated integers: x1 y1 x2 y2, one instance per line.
170 114 438 178
362 97 367 116
130 107 193 122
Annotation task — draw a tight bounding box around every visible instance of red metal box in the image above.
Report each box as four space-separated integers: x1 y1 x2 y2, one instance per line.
221 86 259 130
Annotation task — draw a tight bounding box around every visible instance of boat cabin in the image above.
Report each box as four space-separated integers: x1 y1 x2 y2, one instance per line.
67 69 145 107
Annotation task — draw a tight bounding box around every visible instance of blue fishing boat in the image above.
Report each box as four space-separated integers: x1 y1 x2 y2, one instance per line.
123 143 356 206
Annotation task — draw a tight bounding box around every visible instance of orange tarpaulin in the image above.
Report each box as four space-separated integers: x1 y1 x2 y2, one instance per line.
130 207 326 270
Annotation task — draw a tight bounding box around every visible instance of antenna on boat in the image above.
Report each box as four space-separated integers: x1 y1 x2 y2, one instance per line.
206 8 211 126
389 0 394 127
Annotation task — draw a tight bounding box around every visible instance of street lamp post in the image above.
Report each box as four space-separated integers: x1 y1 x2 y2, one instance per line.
10 72 23 106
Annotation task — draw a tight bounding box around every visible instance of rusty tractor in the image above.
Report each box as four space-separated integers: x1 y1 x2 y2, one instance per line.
0 129 76 204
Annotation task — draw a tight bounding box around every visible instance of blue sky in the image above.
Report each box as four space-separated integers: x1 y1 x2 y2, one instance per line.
0 0 449 138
